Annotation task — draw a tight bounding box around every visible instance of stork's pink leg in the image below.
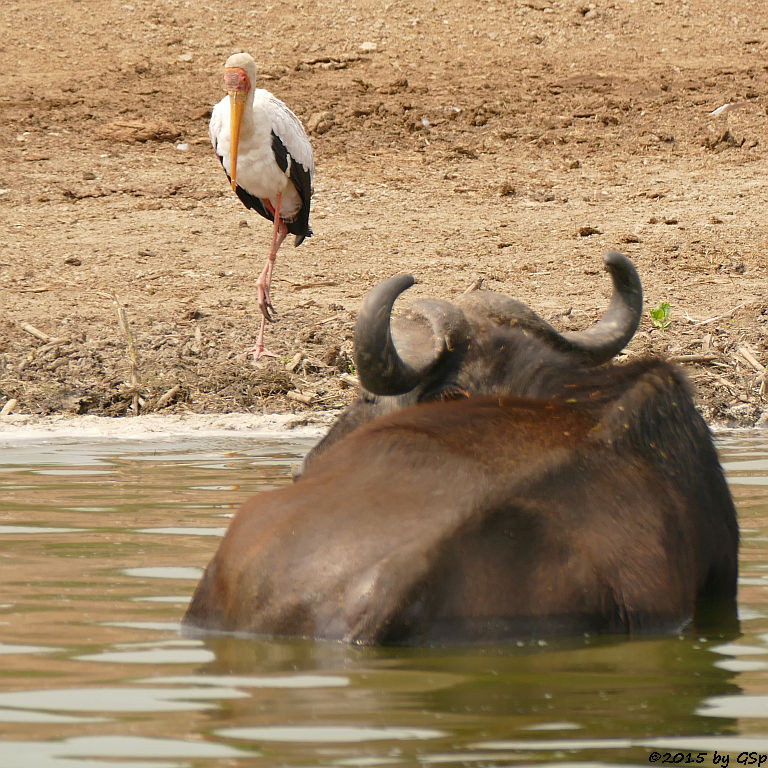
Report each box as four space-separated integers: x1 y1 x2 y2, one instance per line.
249 192 288 360
255 192 288 322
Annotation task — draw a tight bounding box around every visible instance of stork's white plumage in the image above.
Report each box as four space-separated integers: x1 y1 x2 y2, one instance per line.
210 52 314 359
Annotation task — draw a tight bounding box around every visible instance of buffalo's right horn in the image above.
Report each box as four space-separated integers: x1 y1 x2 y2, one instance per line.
354 275 470 396
458 251 642 365
559 251 643 363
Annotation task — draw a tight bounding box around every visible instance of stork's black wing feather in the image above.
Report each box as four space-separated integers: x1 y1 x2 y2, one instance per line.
271 130 312 245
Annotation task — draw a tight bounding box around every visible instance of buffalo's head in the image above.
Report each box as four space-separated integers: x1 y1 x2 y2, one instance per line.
304 251 643 468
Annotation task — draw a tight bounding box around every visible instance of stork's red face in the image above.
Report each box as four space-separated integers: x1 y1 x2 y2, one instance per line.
224 67 250 94
225 67 251 192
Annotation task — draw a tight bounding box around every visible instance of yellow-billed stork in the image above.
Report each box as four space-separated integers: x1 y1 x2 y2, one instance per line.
210 52 314 359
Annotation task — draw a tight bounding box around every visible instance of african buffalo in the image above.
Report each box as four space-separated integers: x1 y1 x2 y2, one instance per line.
183 252 738 644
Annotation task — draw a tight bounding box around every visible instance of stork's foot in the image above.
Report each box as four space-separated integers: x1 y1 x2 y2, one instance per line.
247 344 279 361
242 313 279 361
235 342 279 362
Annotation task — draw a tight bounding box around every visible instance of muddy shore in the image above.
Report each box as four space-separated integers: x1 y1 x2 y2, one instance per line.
1 0 766 427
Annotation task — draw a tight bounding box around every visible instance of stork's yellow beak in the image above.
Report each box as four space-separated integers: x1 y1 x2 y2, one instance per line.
228 91 246 193
224 66 250 193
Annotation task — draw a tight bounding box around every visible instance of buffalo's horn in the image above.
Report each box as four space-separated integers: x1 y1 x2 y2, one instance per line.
354 275 470 396
458 250 642 365
559 251 643 363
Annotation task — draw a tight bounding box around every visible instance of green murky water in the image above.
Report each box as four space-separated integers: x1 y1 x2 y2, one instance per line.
0 424 767 767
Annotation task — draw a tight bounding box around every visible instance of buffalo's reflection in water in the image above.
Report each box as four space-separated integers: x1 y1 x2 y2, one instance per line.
198 631 741 743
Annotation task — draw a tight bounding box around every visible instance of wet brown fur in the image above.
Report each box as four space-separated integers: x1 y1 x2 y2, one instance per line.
184 355 737 644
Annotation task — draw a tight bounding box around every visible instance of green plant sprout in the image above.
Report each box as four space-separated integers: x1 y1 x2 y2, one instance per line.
649 302 672 331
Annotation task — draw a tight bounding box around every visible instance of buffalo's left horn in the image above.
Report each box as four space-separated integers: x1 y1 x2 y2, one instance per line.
559 251 643 363
354 275 470 396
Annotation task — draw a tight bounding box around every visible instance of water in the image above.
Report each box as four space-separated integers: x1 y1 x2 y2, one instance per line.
0 423 767 767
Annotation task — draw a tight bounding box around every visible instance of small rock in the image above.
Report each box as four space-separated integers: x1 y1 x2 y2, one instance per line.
359 41 378 52
285 352 303 372
64 256 82 266
306 111 335 135
96 120 181 143
378 77 409 94
175 142 190 151
178 53 193 62
62 185 111 200
578 226 602 237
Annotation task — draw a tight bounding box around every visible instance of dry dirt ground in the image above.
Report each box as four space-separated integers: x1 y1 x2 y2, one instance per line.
1 0 766 427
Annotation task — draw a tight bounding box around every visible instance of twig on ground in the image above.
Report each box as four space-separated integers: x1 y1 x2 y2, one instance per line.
669 353 720 364
286 390 314 405
101 291 142 415
288 280 339 290
19 322 52 342
463 277 485 293
684 302 750 326
737 345 764 373
39 339 72 354
709 372 736 393
155 384 181 410
736 346 768 398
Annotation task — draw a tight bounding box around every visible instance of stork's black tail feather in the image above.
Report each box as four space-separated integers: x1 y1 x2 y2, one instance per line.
294 228 312 247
